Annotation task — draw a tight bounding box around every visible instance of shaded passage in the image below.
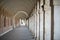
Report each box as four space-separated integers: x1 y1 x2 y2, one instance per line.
0 26 35 40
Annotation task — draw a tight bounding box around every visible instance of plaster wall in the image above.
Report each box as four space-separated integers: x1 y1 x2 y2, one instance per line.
54 6 60 40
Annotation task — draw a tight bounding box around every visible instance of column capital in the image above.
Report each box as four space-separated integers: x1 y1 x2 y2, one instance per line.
44 4 51 11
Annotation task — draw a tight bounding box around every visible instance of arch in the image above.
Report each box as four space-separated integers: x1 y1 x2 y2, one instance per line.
14 11 28 18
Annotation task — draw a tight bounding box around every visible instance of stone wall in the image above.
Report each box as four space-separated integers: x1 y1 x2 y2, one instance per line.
29 8 36 36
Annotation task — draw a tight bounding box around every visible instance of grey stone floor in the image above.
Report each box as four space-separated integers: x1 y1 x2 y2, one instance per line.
0 26 35 40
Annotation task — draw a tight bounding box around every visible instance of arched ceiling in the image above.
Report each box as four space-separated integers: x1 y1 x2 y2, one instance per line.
0 0 60 19
14 11 28 19
0 0 36 19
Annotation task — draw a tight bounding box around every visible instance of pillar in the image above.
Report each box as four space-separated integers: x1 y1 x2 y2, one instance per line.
13 17 15 29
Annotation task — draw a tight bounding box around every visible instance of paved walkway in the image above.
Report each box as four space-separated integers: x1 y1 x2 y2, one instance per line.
0 26 35 40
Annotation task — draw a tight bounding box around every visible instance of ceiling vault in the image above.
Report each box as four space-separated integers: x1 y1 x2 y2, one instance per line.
0 0 36 19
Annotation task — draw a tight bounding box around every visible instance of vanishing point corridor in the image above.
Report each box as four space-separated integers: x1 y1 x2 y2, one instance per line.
0 0 60 40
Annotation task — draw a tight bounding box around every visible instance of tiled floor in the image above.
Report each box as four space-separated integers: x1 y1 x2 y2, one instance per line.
0 26 35 40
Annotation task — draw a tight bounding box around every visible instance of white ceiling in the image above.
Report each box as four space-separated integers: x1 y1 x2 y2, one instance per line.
0 0 36 19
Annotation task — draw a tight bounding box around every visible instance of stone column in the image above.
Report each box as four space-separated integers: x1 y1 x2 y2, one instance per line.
40 0 44 40
44 0 51 40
